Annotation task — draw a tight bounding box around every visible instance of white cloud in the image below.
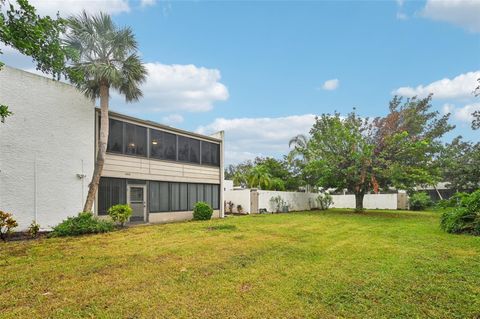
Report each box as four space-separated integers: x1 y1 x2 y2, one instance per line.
421 0 480 33
443 103 480 123
393 71 480 100
28 0 130 16
161 114 184 125
114 62 229 113
140 0 157 7
196 114 317 164
321 78 339 91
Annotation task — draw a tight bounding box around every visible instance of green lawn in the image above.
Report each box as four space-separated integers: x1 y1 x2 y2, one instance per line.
1 210 479 318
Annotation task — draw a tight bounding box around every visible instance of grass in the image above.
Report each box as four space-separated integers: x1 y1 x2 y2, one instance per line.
1 209 479 318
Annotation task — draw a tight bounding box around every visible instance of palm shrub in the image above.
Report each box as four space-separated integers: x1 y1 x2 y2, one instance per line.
409 192 432 211
440 190 480 236
108 204 132 227
193 202 213 221
49 212 114 237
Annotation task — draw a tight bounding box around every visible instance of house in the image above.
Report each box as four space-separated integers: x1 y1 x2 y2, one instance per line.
0 66 224 230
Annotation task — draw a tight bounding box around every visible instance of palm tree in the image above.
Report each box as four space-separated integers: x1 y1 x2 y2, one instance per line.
65 11 147 212
288 134 308 149
247 165 272 189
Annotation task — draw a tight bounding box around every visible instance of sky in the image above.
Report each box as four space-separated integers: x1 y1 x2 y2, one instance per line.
1 0 479 164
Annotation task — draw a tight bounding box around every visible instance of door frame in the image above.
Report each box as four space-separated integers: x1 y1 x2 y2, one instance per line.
127 184 147 222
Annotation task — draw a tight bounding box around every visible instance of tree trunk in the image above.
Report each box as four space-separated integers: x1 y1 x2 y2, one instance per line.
83 83 109 212
354 192 365 212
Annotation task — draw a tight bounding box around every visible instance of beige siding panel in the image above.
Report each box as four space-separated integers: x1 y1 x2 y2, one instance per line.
103 154 221 183
148 210 220 223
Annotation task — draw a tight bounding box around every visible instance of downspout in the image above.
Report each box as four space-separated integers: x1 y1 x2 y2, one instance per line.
33 155 37 223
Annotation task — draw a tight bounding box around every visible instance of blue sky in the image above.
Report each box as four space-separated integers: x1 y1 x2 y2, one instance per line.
2 0 480 164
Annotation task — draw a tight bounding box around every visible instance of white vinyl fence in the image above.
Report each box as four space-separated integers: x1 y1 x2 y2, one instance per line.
224 189 408 214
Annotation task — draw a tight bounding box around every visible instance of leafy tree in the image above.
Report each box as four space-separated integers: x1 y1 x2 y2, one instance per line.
65 11 147 212
439 137 480 191
305 96 453 211
0 0 70 123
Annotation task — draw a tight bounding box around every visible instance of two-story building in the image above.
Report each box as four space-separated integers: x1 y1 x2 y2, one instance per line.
0 66 224 230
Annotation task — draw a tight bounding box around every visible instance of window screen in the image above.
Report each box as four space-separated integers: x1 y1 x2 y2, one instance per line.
98 177 126 215
204 184 213 208
201 142 220 166
170 183 180 211
150 181 169 212
197 183 204 203
188 184 197 210
150 129 176 161
107 119 123 153
125 123 147 156
212 184 220 209
178 136 200 164
180 183 188 211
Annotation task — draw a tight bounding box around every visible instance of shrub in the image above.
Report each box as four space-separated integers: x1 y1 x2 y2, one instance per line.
316 193 333 210
437 192 470 209
463 190 480 213
237 205 244 214
226 201 235 214
49 212 114 237
409 192 433 211
0 211 18 241
440 207 480 235
108 204 132 227
193 202 213 221
28 221 40 239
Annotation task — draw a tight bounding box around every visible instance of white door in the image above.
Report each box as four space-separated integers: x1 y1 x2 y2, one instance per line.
127 185 146 222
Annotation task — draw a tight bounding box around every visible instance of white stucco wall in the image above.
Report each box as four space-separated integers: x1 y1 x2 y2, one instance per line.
224 189 251 214
257 190 320 212
330 194 399 210
0 67 95 230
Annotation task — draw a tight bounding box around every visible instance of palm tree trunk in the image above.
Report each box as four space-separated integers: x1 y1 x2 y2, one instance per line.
83 83 109 212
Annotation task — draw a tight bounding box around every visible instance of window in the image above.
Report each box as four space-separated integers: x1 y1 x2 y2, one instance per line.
178 136 200 164
150 181 169 212
212 184 220 209
180 183 188 211
188 184 197 210
150 129 177 161
98 177 126 215
170 183 180 211
107 119 124 153
201 141 220 166
204 184 213 208
125 123 147 156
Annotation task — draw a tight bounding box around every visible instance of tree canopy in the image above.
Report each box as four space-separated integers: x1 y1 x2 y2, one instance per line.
302 95 454 210
0 0 71 123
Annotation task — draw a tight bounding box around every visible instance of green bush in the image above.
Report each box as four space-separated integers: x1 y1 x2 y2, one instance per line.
440 207 480 235
438 192 470 209
192 202 213 221
50 212 114 237
440 190 480 236
409 192 433 211
463 190 480 213
108 204 132 227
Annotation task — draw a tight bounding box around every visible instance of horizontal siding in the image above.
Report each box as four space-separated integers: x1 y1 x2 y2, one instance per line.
102 154 220 184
